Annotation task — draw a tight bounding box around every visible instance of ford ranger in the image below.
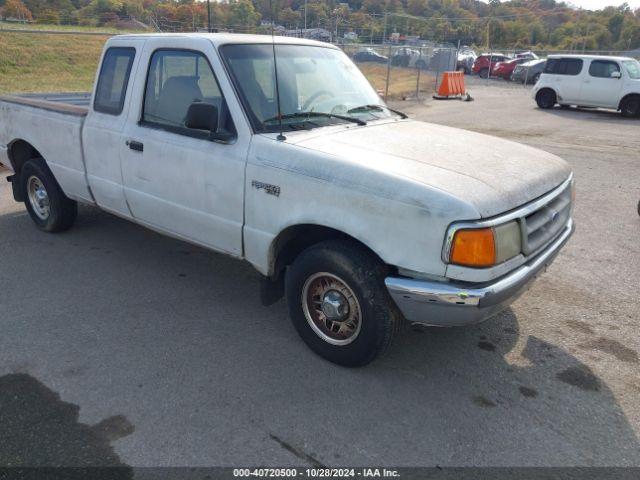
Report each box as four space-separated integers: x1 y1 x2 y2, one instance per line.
0 33 574 366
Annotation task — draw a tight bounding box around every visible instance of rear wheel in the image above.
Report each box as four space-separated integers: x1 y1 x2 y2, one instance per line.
536 89 557 109
620 96 640 118
285 240 401 367
21 158 77 232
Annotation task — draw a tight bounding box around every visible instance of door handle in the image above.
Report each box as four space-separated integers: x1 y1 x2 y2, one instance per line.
126 140 144 152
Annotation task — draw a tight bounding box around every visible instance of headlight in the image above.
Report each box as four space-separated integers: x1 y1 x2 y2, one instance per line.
448 221 522 268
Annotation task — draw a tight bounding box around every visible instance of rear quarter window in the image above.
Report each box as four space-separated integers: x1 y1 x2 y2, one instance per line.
544 58 583 76
94 47 136 115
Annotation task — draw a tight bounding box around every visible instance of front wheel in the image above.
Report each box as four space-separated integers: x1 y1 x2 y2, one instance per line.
285 240 401 367
21 158 77 232
479 68 489 79
536 89 557 109
620 96 640 118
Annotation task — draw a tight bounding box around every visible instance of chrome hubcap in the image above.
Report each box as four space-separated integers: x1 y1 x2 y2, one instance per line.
27 176 50 220
302 272 362 346
321 290 349 321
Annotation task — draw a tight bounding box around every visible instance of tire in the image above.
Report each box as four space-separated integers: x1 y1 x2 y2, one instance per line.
285 240 401 367
479 68 489 79
620 96 640 118
21 158 77 232
536 89 557 109
530 73 541 85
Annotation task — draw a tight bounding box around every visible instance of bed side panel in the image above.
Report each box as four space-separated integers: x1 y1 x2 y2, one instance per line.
0 99 92 203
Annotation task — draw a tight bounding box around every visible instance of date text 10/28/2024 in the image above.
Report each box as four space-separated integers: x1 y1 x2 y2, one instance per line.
233 468 401 478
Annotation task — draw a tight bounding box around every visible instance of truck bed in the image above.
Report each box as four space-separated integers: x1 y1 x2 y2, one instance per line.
0 91 93 203
0 92 90 116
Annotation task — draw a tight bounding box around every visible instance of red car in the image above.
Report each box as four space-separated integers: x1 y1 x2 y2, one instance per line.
493 58 530 80
472 54 510 78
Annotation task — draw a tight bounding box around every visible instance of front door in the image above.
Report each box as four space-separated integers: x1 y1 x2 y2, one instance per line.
120 40 249 256
580 59 624 108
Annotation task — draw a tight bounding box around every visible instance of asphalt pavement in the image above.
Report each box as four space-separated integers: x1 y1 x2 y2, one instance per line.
1 82 639 468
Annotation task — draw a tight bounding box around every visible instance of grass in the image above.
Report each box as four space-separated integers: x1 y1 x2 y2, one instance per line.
0 31 435 99
358 63 436 99
0 20 137 34
0 31 108 93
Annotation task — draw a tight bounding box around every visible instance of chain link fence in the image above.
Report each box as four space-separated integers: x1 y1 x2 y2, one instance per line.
338 43 458 101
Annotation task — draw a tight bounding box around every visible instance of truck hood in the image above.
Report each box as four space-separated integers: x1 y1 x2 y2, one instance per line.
288 120 571 218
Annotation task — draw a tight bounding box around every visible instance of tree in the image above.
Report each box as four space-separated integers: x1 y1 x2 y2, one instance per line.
1 0 33 20
228 0 260 29
279 6 301 28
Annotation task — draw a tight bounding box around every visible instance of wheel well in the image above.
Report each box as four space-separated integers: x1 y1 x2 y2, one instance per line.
6 140 43 202
536 87 556 97
8 139 42 174
619 93 640 110
269 224 385 278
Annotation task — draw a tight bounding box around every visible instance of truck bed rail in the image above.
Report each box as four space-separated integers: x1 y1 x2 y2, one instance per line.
0 92 90 117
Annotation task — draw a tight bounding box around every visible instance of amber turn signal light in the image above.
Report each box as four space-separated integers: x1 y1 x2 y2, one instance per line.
450 228 496 268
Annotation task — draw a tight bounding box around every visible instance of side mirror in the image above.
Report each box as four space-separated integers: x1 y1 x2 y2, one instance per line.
185 102 218 133
611 71 622 79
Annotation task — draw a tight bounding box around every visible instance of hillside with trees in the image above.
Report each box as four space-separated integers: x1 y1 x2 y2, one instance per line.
1 0 639 50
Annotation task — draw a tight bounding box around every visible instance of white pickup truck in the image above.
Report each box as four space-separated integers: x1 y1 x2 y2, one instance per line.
0 33 574 366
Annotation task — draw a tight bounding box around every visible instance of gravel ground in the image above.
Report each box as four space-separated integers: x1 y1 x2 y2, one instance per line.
0 81 639 469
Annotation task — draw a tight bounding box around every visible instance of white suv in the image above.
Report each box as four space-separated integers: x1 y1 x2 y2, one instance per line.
533 54 640 117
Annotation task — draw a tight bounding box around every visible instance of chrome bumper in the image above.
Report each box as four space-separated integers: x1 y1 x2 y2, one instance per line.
385 220 574 327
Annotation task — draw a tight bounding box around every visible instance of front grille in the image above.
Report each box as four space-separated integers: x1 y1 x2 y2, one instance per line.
521 183 572 255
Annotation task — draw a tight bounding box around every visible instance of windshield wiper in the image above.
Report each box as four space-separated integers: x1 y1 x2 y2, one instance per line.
263 111 366 127
347 104 408 119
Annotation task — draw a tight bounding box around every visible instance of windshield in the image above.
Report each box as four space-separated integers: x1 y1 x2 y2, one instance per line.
623 60 640 79
220 44 395 132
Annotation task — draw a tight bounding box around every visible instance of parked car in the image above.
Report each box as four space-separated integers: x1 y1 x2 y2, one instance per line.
456 47 477 74
390 47 427 69
533 54 640 117
0 33 575 366
353 48 388 64
493 57 532 80
429 47 457 72
472 53 510 78
512 59 547 84
515 51 539 61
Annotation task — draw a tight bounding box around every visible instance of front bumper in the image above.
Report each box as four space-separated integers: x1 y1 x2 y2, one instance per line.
385 220 574 327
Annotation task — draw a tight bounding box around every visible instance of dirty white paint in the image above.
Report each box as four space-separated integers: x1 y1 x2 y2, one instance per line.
0 33 573 282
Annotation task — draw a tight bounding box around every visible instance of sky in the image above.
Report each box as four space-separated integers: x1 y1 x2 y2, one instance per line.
565 0 640 9
484 1 640 10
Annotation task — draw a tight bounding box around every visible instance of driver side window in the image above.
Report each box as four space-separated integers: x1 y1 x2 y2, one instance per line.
142 49 235 137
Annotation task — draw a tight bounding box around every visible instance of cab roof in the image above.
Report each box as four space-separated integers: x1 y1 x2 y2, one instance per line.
547 53 635 62
111 32 337 49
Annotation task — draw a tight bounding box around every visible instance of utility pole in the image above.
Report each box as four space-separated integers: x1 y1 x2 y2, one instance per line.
207 0 211 32
582 23 591 53
304 0 307 30
382 12 387 44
